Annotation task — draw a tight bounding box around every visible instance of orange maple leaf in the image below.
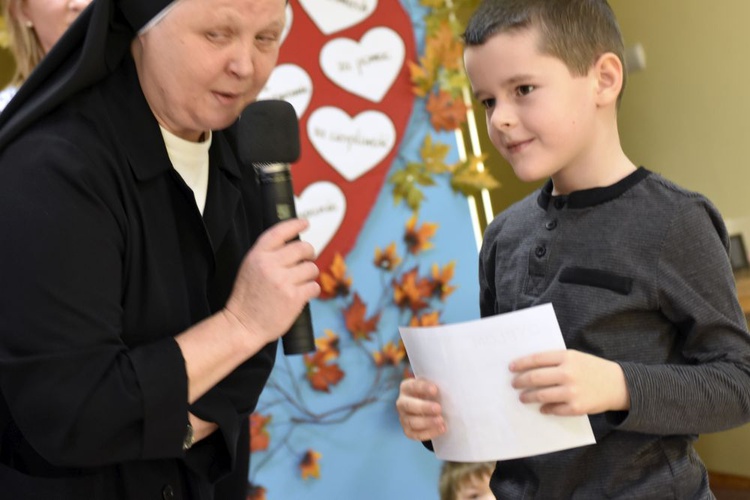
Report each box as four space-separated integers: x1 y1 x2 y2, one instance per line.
249 413 272 453
393 267 432 312
344 293 381 341
315 329 340 363
430 261 457 300
404 215 438 255
246 483 267 500
426 89 470 131
409 310 441 327
300 450 322 480
303 350 345 392
407 59 434 97
426 21 464 71
373 340 406 367
374 242 402 271
318 253 352 300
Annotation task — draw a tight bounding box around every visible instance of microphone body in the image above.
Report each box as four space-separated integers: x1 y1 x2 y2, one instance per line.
255 161 315 355
237 99 315 356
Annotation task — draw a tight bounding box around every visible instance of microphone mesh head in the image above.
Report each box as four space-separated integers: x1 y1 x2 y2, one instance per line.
238 100 300 164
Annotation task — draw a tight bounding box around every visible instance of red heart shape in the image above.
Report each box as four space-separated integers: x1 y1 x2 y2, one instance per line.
277 0 417 270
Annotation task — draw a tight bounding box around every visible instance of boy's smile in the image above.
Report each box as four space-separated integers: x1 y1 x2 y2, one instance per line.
464 26 606 194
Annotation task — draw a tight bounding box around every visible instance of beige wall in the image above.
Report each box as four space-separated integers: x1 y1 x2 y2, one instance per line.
611 0 750 226
610 0 750 478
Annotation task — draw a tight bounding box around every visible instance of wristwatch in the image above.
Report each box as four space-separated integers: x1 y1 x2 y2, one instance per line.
182 422 195 451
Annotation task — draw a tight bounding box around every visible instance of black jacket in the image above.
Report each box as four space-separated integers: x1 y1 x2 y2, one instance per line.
0 56 275 500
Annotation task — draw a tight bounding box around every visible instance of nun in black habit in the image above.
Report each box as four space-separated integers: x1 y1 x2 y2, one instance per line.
0 0 319 498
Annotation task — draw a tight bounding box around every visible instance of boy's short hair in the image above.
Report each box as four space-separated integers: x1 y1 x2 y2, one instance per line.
463 0 627 100
439 461 495 500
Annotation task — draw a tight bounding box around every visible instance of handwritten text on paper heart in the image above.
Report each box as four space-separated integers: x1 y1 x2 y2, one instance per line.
307 107 396 182
295 181 347 257
298 0 378 35
320 27 405 103
258 64 314 118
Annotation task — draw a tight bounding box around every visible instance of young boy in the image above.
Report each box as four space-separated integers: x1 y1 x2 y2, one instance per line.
396 0 750 498
439 461 495 500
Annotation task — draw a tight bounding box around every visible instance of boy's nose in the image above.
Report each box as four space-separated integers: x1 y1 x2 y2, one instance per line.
490 104 516 130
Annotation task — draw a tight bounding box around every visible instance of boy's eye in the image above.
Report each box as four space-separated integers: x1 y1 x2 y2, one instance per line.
516 85 535 96
480 98 496 109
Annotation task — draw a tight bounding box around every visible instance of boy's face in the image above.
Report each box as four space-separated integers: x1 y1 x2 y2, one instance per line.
464 27 600 189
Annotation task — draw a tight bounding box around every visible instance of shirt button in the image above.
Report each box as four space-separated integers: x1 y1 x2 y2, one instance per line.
545 220 558 230
535 245 547 258
162 485 175 500
554 198 566 209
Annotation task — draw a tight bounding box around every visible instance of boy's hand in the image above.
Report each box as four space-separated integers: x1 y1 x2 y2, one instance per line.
510 349 630 416
395 378 446 441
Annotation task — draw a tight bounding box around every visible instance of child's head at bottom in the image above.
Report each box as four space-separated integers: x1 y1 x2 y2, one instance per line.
439 461 495 500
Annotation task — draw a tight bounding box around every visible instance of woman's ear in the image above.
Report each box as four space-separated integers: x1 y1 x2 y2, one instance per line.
593 52 623 107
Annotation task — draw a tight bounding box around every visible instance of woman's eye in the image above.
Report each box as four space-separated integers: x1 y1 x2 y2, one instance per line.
206 30 229 42
256 32 280 44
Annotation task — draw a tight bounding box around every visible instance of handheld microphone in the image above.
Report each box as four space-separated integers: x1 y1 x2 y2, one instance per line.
237 100 316 355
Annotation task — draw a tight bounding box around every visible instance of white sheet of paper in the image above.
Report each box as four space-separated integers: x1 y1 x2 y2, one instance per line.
398 303 596 462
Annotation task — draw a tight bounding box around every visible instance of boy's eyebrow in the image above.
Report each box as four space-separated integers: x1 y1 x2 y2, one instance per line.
503 74 535 86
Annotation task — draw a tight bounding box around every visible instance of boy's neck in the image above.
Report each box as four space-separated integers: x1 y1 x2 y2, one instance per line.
550 120 636 196
550 158 636 196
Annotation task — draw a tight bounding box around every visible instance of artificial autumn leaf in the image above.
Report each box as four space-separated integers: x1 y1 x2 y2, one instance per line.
300 450 322 480
451 153 501 196
407 59 436 98
344 293 381 341
426 89 470 131
246 483 267 500
389 163 431 211
315 329 340 363
420 135 452 175
409 310 442 327
373 341 406 367
438 69 470 97
404 215 438 255
426 21 464 71
303 350 345 392
374 242 402 271
393 267 433 312
318 253 352 300
249 413 272 453
430 261 457 300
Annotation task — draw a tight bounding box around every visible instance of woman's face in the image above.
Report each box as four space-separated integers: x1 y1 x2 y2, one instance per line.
133 0 286 142
18 0 92 54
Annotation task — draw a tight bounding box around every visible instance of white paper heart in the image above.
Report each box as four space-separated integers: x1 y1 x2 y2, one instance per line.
295 181 346 257
298 0 377 35
319 27 405 103
280 4 293 45
307 107 396 182
257 64 313 118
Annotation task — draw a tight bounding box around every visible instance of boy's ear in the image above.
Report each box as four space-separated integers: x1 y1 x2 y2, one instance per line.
592 52 623 107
